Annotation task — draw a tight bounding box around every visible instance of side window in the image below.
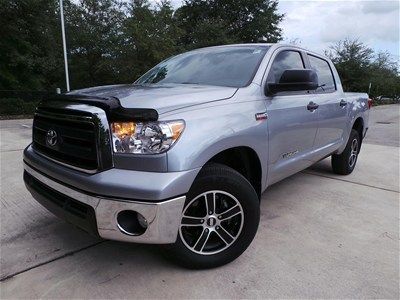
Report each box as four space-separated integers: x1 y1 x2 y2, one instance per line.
308 55 336 92
267 50 305 83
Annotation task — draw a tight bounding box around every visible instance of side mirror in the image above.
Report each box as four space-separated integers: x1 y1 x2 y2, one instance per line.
266 69 318 95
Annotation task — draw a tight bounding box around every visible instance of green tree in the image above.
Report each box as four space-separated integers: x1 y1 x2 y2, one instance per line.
0 0 64 91
176 0 283 49
121 0 182 81
325 38 374 92
175 0 234 48
368 52 400 99
0 0 284 91
326 38 399 99
65 0 126 89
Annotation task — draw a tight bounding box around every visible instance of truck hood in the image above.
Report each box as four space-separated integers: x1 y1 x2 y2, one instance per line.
68 83 238 115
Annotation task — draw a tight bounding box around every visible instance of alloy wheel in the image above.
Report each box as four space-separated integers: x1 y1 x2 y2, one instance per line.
179 190 244 255
349 138 359 168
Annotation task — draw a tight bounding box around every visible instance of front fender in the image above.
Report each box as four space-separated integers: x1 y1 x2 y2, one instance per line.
165 100 269 187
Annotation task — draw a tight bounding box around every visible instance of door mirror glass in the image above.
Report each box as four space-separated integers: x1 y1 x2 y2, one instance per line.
266 69 319 95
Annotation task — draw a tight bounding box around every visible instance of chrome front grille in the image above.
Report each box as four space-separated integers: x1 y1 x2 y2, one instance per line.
32 102 113 173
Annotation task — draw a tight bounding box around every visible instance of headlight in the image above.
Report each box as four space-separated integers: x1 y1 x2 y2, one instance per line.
111 120 185 154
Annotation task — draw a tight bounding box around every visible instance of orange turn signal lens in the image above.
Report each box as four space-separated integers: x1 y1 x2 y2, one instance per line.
168 121 185 140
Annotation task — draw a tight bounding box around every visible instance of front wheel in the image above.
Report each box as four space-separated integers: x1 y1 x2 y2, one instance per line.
331 129 361 175
166 163 260 269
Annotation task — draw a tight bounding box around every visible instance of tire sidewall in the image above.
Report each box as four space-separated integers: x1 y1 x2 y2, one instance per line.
332 129 361 175
172 165 260 269
346 130 360 173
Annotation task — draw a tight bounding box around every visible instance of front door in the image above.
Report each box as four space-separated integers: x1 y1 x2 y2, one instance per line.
264 49 319 185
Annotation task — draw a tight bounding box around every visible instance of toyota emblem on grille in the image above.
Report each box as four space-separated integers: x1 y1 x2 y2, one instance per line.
46 130 58 147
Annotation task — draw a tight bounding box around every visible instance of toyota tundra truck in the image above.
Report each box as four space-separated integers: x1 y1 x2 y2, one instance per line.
24 44 370 268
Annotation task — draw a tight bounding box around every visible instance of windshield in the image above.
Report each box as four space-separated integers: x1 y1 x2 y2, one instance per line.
135 46 269 88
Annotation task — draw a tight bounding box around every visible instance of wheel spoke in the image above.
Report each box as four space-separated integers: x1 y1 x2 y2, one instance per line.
215 226 234 245
218 204 241 221
193 229 210 251
349 153 356 167
206 193 215 215
181 216 204 227
213 193 216 213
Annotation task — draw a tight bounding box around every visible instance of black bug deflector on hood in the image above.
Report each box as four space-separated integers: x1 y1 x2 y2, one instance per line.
61 83 238 115
41 94 159 122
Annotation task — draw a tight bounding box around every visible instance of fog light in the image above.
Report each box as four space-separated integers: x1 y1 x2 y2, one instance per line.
137 213 148 228
117 210 148 236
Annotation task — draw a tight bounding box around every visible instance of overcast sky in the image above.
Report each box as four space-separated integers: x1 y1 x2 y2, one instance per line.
278 0 399 57
152 0 399 58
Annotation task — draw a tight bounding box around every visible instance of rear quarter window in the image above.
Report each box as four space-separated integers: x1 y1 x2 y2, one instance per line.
308 55 336 93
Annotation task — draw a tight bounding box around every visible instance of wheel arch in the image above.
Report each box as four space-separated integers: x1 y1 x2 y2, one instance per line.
352 117 364 151
203 146 263 199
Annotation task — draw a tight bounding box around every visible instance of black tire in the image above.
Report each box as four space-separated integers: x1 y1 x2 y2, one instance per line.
332 129 361 175
165 163 260 269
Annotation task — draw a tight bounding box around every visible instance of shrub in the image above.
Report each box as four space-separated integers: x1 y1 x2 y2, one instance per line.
0 98 38 116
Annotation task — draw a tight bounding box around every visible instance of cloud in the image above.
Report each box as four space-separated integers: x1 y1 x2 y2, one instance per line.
279 0 399 56
361 0 399 14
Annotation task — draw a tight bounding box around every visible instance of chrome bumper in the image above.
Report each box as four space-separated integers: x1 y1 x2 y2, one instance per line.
24 163 186 244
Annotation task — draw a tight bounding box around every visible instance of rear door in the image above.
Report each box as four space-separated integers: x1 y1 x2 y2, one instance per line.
264 49 319 185
306 54 347 156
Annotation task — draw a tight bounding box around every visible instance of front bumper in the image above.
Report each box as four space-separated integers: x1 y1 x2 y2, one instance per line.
24 163 186 244
24 144 200 201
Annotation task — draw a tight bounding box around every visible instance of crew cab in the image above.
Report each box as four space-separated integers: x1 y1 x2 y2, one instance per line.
24 44 370 268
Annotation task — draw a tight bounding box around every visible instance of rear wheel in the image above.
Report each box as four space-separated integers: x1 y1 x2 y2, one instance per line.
166 163 260 269
332 129 360 175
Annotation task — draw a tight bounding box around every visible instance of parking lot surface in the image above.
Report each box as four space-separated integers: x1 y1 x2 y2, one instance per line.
1 105 399 298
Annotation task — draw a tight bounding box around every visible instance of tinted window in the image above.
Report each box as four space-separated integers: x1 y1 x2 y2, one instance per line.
268 50 304 83
308 55 336 92
136 46 269 88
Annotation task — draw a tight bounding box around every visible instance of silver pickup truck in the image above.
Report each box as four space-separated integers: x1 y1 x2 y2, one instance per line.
24 43 370 268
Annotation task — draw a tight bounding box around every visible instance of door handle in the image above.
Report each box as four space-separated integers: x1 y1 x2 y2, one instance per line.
339 99 347 107
307 101 319 111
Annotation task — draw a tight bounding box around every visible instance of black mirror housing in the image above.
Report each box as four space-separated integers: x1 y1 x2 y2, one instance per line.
266 69 319 95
